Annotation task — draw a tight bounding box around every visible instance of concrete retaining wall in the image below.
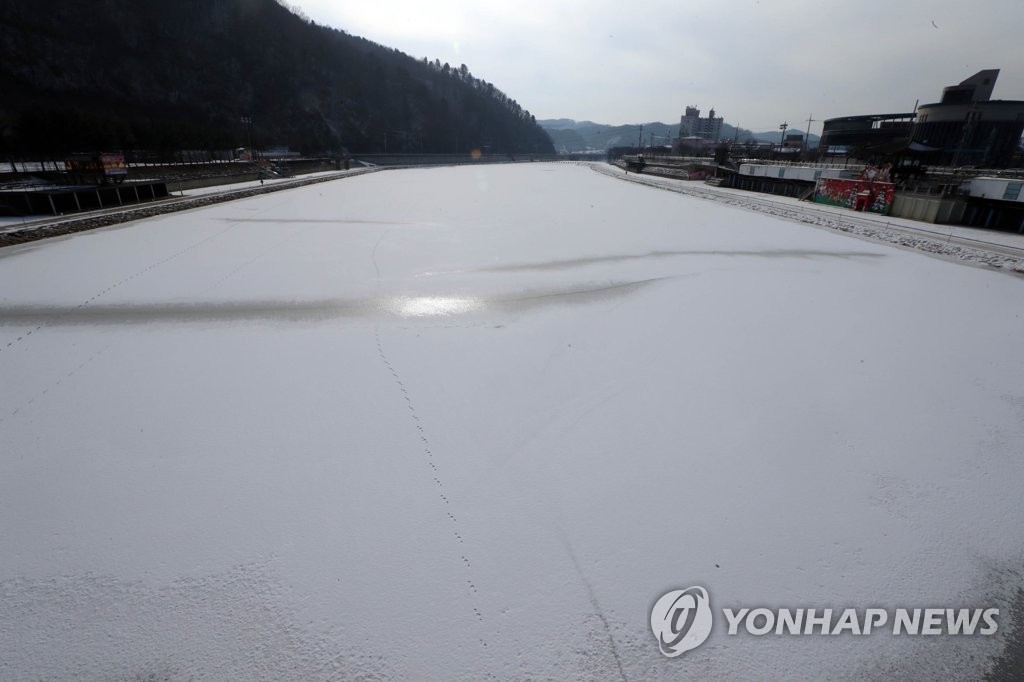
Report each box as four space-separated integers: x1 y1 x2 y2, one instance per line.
890 193 967 224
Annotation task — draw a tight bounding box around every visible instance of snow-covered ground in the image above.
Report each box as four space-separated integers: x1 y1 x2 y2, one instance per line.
597 164 1024 270
2 163 1023 680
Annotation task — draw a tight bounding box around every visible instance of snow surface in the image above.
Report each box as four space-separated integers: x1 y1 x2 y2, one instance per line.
599 164 1024 272
2 162 1024 680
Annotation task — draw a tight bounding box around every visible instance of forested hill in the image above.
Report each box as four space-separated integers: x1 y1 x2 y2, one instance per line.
0 0 554 157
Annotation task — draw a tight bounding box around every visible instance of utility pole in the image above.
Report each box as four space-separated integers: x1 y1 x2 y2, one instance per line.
802 114 817 155
637 125 643 153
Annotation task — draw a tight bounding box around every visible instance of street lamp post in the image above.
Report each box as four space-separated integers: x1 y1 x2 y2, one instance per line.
778 122 788 159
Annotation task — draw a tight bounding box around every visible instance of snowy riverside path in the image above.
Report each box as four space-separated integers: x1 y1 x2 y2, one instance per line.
2 163 1024 679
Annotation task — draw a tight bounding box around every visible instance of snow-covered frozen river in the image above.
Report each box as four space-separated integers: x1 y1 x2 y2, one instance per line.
2 163 1023 680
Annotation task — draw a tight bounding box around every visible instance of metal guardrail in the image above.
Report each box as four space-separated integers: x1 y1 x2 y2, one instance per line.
924 167 1024 181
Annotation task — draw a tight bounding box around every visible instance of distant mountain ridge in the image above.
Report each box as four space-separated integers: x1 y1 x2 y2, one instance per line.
538 118 820 151
0 0 554 157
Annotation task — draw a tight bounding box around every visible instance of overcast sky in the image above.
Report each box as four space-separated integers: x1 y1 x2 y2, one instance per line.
288 0 1024 133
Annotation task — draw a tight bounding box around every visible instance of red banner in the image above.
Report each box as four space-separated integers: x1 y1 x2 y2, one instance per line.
814 178 894 215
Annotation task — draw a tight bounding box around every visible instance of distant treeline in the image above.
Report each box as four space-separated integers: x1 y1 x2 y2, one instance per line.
0 0 554 157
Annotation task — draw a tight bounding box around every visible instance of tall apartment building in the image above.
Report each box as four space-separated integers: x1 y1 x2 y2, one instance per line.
679 106 724 141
